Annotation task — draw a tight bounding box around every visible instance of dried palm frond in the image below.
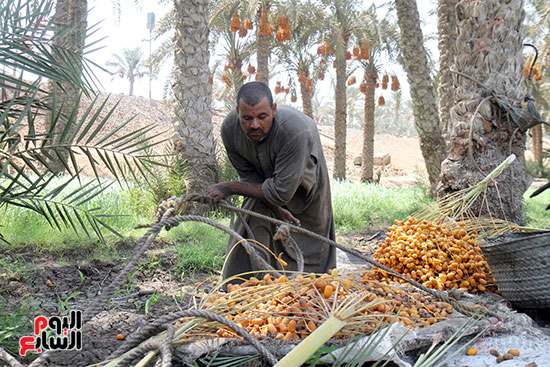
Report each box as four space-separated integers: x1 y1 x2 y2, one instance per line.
412 154 529 239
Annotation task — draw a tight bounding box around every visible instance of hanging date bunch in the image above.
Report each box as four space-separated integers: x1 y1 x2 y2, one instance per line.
247 64 256 75
346 49 352 60
290 93 297 103
347 76 356 86
378 96 385 106
353 42 370 60
258 8 274 37
359 81 367 94
381 74 389 90
391 75 400 91
316 42 334 56
297 71 313 93
230 11 241 32
274 81 289 94
276 15 291 42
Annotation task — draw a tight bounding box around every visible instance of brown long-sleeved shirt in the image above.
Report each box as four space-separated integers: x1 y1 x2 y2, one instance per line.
220 105 336 279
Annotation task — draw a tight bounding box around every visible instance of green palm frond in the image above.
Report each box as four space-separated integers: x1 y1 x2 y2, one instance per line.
1 0 170 241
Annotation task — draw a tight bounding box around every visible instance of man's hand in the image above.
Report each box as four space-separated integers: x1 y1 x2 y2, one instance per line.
271 206 300 226
205 182 233 203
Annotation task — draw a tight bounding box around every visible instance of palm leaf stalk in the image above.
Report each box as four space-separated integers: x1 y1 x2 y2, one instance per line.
273 291 378 367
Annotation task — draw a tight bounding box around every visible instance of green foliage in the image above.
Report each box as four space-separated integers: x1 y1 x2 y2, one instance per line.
524 187 550 228
331 180 432 234
217 151 239 183
525 159 550 178
0 178 154 252
0 298 35 356
167 220 228 275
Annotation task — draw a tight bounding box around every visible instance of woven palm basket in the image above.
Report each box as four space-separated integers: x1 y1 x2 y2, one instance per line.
481 231 550 309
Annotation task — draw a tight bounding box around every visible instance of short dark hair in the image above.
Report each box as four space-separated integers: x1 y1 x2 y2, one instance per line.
236 81 273 107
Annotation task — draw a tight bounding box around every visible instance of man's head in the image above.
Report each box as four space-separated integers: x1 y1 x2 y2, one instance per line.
236 82 277 142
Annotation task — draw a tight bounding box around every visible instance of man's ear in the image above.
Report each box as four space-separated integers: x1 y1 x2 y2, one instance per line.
272 103 277 117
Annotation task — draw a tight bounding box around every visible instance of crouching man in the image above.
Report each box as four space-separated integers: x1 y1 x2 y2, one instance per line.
206 81 336 280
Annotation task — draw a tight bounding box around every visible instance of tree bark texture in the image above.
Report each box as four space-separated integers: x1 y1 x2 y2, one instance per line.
395 0 447 190
437 0 458 142
333 52 348 180
256 33 270 84
438 0 529 224
256 5 270 85
532 125 542 165
361 72 377 183
299 69 313 119
173 0 218 198
48 0 87 173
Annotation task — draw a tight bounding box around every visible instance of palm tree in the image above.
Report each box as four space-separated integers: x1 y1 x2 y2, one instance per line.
322 0 364 180
355 6 399 183
1 0 163 241
438 0 529 223
394 0 447 190
273 0 326 118
106 47 148 96
173 0 218 199
437 0 458 141
210 5 256 111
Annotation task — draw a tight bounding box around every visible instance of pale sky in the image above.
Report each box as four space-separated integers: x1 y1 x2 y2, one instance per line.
88 0 173 100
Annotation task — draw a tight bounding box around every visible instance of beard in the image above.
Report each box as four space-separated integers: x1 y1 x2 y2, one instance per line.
246 127 266 141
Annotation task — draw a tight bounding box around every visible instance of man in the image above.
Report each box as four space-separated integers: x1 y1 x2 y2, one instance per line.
206 81 336 280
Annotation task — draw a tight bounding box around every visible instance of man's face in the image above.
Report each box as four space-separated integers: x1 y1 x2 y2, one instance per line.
237 97 277 142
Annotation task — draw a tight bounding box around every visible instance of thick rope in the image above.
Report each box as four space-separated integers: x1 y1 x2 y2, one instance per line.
0 347 23 367
109 309 277 366
274 224 304 273
116 323 174 367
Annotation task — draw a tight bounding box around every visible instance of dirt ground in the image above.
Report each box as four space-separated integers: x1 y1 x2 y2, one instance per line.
0 242 218 366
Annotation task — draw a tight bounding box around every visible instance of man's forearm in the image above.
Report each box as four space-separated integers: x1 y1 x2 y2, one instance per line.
226 181 265 201
221 181 300 225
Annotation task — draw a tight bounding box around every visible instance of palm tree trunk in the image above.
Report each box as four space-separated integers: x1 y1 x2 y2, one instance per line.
360 72 376 183
299 70 313 119
48 0 87 173
129 76 134 96
333 51 347 180
532 125 543 166
438 0 529 224
394 0 446 190
437 0 457 142
394 90 401 128
173 0 218 201
256 6 270 84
